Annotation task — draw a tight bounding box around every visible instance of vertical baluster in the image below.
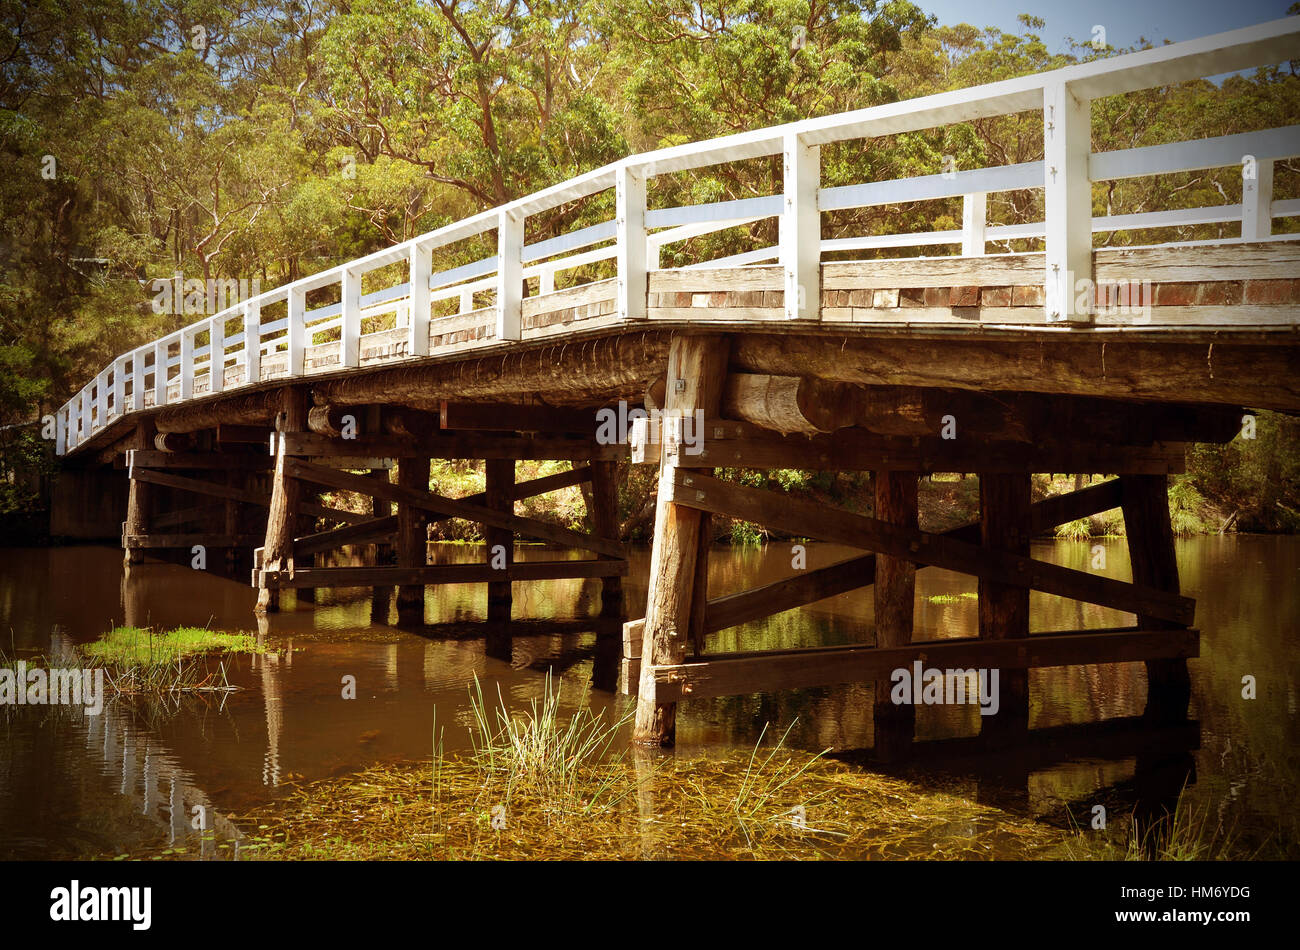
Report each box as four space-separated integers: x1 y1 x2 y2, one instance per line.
113 358 126 419
243 300 261 385
180 328 194 401
288 286 306 377
131 349 145 412
341 267 361 368
55 405 66 456
497 208 524 341
1242 158 1273 241
616 163 648 320
80 386 92 439
962 193 987 257
154 340 168 408
408 243 431 357
780 131 821 320
209 313 226 394
1043 81 1093 323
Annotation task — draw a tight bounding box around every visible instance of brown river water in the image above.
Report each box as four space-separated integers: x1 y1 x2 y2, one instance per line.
1 536 1297 859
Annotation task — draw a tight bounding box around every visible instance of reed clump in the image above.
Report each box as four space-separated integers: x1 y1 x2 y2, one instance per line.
80 625 261 696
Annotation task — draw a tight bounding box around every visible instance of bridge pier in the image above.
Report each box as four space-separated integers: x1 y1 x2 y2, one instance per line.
484 458 515 660
632 334 729 746
1122 474 1192 725
873 470 918 761
623 342 1214 754
122 420 156 565
256 388 308 614
395 456 430 623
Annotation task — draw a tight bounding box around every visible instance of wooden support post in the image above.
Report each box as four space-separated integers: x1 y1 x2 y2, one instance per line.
123 419 157 566
978 473 1032 738
590 459 625 691
484 459 515 660
296 506 317 604
395 457 430 622
1122 474 1192 725
873 471 918 760
370 469 394 623
255 388 308 614
224 470 241 569
634 333 730 746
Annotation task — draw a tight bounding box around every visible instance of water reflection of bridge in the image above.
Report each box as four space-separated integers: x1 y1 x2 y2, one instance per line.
80 701 245 857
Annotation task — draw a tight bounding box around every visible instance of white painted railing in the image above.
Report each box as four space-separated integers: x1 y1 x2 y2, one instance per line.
56 18 1300 456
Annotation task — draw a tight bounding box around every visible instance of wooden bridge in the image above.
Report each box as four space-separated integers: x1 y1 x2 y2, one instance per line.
52 19 1300 747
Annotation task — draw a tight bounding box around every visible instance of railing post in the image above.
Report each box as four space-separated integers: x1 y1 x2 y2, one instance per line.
131 349 145 412
243 300 261 385
1242 158 1273 241
113 357 126 419
962 193 988 257
539 268 554 295
209 314 226 394
288 286 306 376
80 386 92 438
780 131 820 320
497 207 524 341
408 243 431 357
153 341 167 407
616 162 648 320
1043 81 1093 323
179 327 194 401
459 288 474 314
96 369 109 428
341 267 361 368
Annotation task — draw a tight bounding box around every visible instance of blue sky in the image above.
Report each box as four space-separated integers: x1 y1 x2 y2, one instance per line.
918 0 1295 53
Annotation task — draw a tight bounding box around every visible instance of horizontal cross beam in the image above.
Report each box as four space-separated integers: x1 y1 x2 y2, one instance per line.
257 559 627 589
283 458 625 558
665 469 1193 624
649 626 1199 702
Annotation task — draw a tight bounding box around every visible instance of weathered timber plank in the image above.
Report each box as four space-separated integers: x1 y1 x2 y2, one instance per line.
731 335 1300 414
283 458 625 558
523 277 617 314
293 515 400 557
124 533 264 549
125 450 272 470
259 559 628 589
280 431 625 461
665 470 1194 624
819 241 1300 289
664 429 1187 474
151 504 224 530
649 266 783 293
650 627 1199 702
215 424 270 445
439 401 595 432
